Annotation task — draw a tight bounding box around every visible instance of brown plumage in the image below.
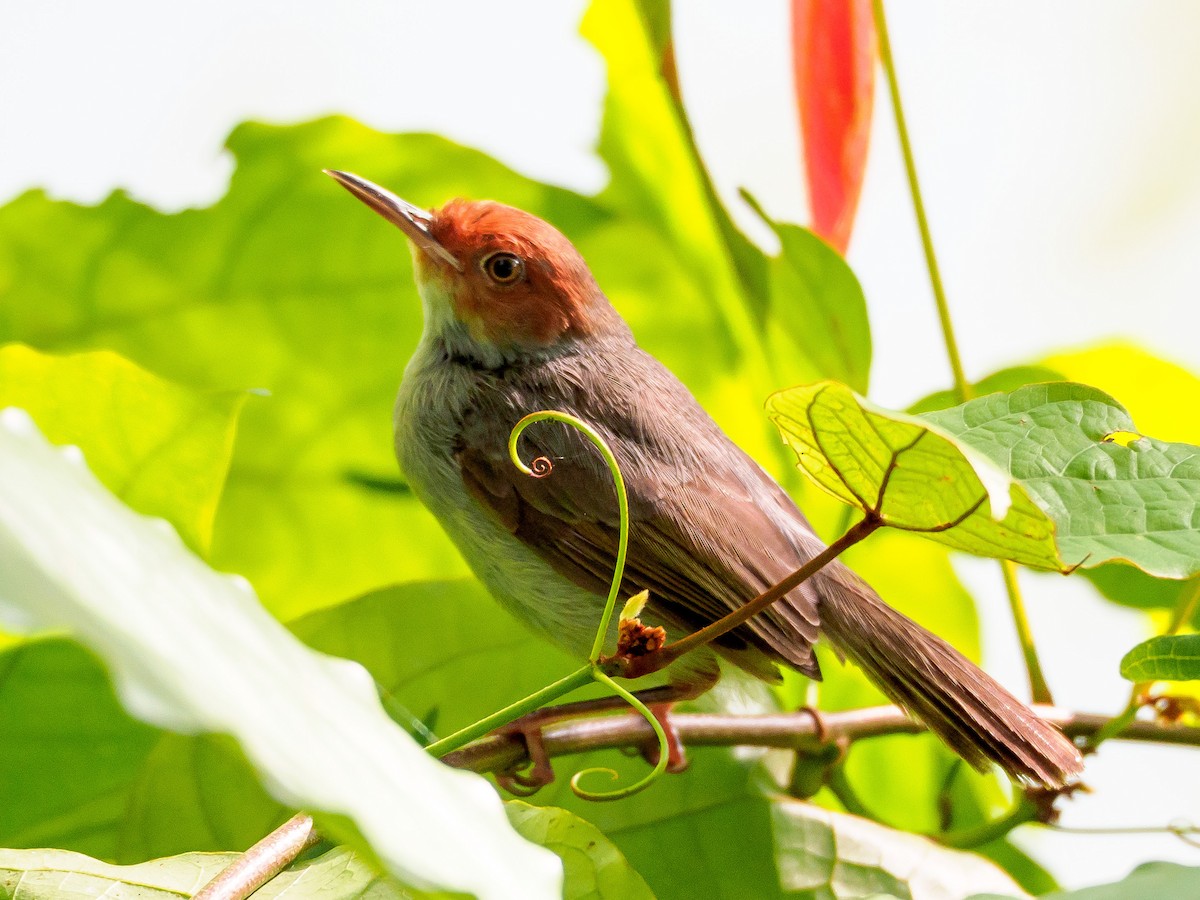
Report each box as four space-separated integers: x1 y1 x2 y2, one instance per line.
327 170 1084 789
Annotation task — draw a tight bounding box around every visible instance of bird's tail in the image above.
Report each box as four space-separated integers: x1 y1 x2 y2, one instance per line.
817 572 1083 789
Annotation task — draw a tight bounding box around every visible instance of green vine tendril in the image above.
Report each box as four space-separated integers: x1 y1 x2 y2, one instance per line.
508 410 669 800
507 410 631 664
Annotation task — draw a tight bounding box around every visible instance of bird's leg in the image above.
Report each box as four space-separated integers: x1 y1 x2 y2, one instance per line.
493 682 704 795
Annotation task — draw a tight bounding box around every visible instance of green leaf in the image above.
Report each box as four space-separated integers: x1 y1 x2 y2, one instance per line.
582 0 868 465
1120 634 1200 682
292 581 584 737
766 381 1064 570
973 862 1200 899
0 846 409 899
925 382 1200 578
742 192 871 393
771 798 1024 899
505 802 656 900
908 365 1064 415
0 816 650 900
0 344 243 553
0 411 560 898
0 638 161 859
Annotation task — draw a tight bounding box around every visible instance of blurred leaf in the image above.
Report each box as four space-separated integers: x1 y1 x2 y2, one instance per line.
292 581 583 736
0 846 410 900
294 583 781 900
908 366 1064 415
975 840 1059 897
973 862 1200 899
544 752 782 900
119 734 288 860
505 802 656 900
0 638 160 859
1120 634 1200 682
791 0 876 253
771 798 1024 899
0 344 242 553
743 193 871 393
0 411 559 898
1043 344 1200 444
767 381 1064 570
925 383 1200 579
615 0 775 321
1084 563 1199 623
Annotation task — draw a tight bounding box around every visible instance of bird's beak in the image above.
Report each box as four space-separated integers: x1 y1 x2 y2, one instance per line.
323 170 463 272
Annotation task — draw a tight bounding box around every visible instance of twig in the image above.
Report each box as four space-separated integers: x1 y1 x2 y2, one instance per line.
191 813 319 900
1000 560 1054 704
439 705 1200 776
615 516 880 677
871 0 966 401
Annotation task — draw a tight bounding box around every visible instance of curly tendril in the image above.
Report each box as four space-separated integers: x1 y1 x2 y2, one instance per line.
570 671 670 802
508 411 669 800
527 456 554 478
507 410 630 664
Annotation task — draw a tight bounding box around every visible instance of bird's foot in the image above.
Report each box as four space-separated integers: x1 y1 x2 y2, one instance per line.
493 711 558 796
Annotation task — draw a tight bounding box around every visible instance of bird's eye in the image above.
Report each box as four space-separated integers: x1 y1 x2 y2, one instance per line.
482 252 525 285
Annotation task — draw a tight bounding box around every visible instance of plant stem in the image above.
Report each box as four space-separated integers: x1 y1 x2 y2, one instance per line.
872 0 968 403
935 799 1037 849
1001 560 1053 704
438 704 1200 777
1167 577 1200 635
639 517 879 670
874 0 1055 707
424 665 595 759
192 813 319 900
826 764 876 820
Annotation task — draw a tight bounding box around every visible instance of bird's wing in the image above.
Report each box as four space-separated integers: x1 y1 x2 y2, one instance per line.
452 348 824 677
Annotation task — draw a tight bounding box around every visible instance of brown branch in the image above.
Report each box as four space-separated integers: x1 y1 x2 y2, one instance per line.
192 813 319 900
439 705 1200 776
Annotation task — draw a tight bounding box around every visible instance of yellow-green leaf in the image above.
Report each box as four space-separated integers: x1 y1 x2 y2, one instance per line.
0 344 242 553
766 381 1063 570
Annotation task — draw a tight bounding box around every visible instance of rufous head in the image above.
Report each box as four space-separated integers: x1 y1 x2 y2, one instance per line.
326 170 624 361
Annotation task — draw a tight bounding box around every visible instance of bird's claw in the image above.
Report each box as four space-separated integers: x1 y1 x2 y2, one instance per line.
493 713 557 796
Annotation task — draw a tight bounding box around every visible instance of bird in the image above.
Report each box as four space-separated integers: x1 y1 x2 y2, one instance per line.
326 169 1084 790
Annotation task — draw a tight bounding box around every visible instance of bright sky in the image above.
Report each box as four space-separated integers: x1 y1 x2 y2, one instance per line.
4 0 1199 889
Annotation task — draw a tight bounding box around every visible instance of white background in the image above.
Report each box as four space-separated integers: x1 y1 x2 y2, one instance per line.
4 0 1199 889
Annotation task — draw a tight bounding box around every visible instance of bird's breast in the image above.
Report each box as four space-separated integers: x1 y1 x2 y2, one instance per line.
393 344 605 657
